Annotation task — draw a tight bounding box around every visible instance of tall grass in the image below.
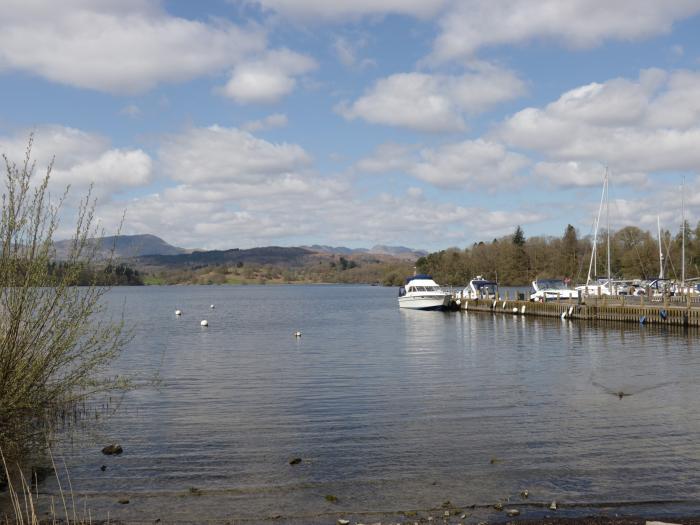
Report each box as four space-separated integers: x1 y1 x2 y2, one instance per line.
1 447 96 525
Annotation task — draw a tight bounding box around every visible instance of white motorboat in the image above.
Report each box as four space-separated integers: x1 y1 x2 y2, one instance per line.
530 279 579 301
460 275 498 300
398 274 451 310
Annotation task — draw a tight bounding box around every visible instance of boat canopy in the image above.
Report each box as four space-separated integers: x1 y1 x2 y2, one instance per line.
405 274 434 284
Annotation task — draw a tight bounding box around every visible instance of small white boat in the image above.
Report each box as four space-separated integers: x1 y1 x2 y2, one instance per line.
576 280 614 297
398 275 451 310
531 279 578 302
460 276 498 300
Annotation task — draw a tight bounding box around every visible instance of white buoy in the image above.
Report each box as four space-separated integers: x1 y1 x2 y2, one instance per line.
210 304 215 309
175 310 182 316
201 320 209 327
294 331 302 338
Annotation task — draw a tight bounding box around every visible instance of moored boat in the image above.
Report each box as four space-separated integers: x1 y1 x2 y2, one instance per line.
398 275 451 310
460 275 498 301
531 279 578 301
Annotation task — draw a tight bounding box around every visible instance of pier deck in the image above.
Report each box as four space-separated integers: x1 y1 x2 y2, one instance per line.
457 294 700 326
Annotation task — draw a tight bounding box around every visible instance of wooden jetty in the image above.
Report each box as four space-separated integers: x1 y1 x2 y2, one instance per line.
456 293 700 327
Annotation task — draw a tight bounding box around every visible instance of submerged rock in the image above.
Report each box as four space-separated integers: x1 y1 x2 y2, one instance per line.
506 509 520 517
493 502 503 511
289 457 302 465
118 498 129 504
100 465 107 472
519 489 529 499
337 520 350 525
101 444 123 455
549 501 557 510
325 494 339 503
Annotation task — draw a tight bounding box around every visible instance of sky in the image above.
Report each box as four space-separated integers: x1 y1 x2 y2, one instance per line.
1 0 700 251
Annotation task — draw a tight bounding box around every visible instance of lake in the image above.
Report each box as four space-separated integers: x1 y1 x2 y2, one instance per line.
25 285 700 523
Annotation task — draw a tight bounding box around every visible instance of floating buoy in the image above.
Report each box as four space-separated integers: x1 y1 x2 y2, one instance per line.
293 331 302 338
201 320 208 327
175 310 182 316
520 305 526 314
561 311 567 319
512 307 518 313
210 304 215 309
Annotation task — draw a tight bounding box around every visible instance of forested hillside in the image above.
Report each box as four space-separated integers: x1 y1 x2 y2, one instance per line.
416 224 700 286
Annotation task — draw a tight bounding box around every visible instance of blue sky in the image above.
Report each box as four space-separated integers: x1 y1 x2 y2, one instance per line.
2 0 700 250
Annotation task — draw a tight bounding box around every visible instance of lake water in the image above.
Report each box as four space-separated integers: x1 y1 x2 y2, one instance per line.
22 285 700 523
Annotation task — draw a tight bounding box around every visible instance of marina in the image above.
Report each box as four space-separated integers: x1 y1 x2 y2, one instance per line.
457 292 700 327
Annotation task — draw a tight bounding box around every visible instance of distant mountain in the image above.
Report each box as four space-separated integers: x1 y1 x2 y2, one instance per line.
370 245 428 259
54 234 187 259
137 246 313 267
305 245 369 255
304 244 426 260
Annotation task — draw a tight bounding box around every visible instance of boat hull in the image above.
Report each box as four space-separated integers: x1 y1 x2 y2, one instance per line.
398 295 450 310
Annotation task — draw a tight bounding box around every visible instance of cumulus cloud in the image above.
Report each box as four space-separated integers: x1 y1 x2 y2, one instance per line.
0 0 266 93
498 68 700 176
242 113 289 132
159 125 312 184
239 0 447 21
0 125 152 196
356 139 529 190
220 49 317 104
355 143 417 173
410 140 530 189
534 161 648 188
333 35 375 70
337 64 525 132
431 0 700 62
47 123 541 250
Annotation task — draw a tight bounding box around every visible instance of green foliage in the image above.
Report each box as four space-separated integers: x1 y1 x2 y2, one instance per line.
0 138 129 450
417 222 699 286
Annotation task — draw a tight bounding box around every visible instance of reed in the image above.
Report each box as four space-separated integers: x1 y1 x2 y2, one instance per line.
1 446 96 525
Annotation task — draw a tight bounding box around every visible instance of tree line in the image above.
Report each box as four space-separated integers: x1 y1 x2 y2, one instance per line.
416 223 700 286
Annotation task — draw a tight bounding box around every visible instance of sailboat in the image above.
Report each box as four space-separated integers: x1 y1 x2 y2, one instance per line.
576 169 614 297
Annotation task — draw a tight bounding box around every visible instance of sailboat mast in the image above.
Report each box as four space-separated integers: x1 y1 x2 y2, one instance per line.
682 176 686 290
605 169 611 288
587 172 607 286
657 216 664 280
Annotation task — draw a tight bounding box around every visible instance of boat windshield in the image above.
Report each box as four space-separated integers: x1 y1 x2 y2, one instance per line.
537 279 568 290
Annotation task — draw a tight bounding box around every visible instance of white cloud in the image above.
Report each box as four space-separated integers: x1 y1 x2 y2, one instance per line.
221 49 317 104
534 161 648 188
410 139 530 189
498 69 700 175
239 0 447 21
431 0 700 62
356 139 529 190
355 143 416 173
0 0 266 93
242 113 289 132
159 125 312 184
337 64 525 132
54 123 543 250
0 125 152 196
333 35 376 70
